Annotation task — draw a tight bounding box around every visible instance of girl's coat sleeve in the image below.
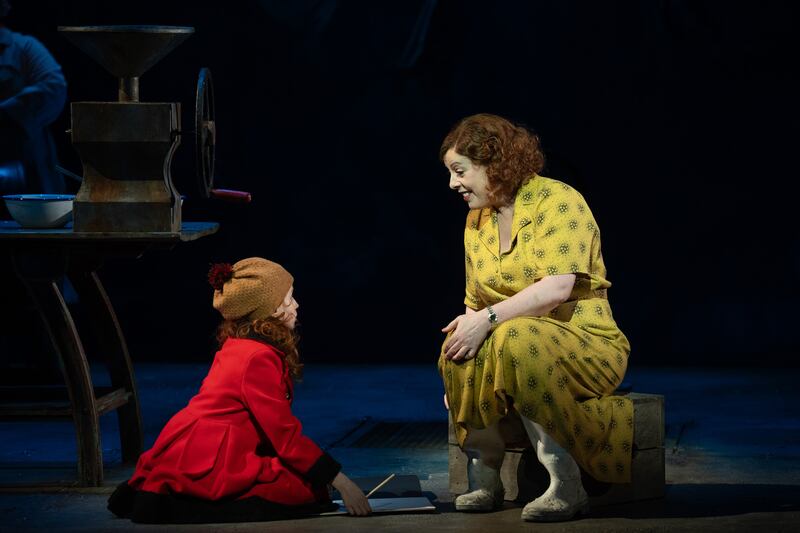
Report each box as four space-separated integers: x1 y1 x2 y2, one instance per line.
241 349 341 487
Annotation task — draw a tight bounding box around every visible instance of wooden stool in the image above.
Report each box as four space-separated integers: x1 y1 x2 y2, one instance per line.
448 392 665 505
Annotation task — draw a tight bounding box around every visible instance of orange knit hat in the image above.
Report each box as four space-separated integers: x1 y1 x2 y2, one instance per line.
208 257 293 321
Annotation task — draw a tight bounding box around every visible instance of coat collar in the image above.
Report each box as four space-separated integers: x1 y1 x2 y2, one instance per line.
229 336 295 394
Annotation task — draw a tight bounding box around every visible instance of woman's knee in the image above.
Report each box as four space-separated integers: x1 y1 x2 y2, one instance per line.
487 319 533 357
491 317 531 340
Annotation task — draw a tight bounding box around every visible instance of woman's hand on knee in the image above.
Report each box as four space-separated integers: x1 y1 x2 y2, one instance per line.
442 312 490 361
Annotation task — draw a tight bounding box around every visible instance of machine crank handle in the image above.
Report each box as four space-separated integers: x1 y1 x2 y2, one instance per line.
210 188 251 203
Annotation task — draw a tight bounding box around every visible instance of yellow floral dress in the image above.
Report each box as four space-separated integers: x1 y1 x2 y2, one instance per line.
439 175 634 483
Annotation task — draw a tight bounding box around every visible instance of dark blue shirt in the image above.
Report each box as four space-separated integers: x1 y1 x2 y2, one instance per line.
0 26 67 193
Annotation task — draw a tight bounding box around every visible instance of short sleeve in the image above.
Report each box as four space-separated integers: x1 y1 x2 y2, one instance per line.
531 183 598 278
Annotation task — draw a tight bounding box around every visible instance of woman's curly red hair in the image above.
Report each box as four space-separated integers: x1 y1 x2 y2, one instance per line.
440 113 545 205
217 317 303 380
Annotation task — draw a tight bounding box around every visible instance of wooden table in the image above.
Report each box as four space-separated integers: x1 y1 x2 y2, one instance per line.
0 221 218 486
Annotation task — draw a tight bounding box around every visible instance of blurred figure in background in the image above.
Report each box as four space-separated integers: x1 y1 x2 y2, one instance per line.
0 0 68 382
0 0 67 199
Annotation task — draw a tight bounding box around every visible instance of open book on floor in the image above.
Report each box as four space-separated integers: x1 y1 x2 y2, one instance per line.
321 497 436 515
322 474 436 515
329 474 424 499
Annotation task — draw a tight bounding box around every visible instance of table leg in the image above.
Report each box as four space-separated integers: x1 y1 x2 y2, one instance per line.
68 270 144 464
20 277 103 486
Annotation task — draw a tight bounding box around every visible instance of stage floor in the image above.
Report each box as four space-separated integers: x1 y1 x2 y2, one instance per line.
1 363 798 531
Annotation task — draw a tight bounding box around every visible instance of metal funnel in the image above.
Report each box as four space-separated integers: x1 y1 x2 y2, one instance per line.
58 25 194 101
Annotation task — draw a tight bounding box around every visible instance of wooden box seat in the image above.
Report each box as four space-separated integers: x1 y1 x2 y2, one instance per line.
448 392 665 506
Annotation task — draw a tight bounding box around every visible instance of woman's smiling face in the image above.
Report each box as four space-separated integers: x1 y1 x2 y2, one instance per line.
444 148 491 210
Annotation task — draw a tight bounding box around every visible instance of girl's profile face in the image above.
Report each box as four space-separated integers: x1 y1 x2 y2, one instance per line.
444 148 491 210
273 286 299 330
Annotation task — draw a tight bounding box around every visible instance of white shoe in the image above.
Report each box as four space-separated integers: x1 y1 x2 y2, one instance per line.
454 487 505 512
519 417 590 522
520 478 589 521
454 459 504 512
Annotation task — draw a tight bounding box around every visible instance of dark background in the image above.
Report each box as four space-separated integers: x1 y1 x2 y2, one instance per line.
5 0 799 366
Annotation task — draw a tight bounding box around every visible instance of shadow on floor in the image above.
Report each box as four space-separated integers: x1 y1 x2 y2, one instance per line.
588 484 800 519
431 484 800 520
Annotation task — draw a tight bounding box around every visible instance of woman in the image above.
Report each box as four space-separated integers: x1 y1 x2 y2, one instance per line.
439 114 633 522
108 258 371 523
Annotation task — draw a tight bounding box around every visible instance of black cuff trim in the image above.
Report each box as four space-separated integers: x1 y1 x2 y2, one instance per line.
304 452 342 487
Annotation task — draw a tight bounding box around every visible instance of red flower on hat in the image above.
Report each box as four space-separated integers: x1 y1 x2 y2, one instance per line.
208 263 234 291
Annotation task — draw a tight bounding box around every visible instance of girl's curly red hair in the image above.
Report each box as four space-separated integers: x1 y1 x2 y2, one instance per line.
440 113 545 205
217 317 303 380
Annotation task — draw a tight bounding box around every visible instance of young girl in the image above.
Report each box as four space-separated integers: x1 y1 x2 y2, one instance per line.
108 257 371 523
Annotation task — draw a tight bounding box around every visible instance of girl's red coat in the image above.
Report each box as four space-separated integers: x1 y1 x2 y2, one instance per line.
128 338 337 505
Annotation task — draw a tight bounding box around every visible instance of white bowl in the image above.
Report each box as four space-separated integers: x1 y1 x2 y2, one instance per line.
3 194 75 228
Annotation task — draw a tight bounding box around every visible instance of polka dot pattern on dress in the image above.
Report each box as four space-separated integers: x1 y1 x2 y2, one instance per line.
442 175 634 484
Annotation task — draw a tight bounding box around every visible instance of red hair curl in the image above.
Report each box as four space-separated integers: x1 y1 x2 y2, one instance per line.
216 317 303 380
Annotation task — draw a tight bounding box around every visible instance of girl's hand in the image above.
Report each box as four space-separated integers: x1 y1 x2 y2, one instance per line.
331 472 372 516
442 311 491 361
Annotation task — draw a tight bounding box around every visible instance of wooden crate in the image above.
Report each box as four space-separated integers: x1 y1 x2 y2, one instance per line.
448 392 665 505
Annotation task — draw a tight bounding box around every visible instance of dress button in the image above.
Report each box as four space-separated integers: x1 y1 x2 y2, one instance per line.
285 392 291 399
